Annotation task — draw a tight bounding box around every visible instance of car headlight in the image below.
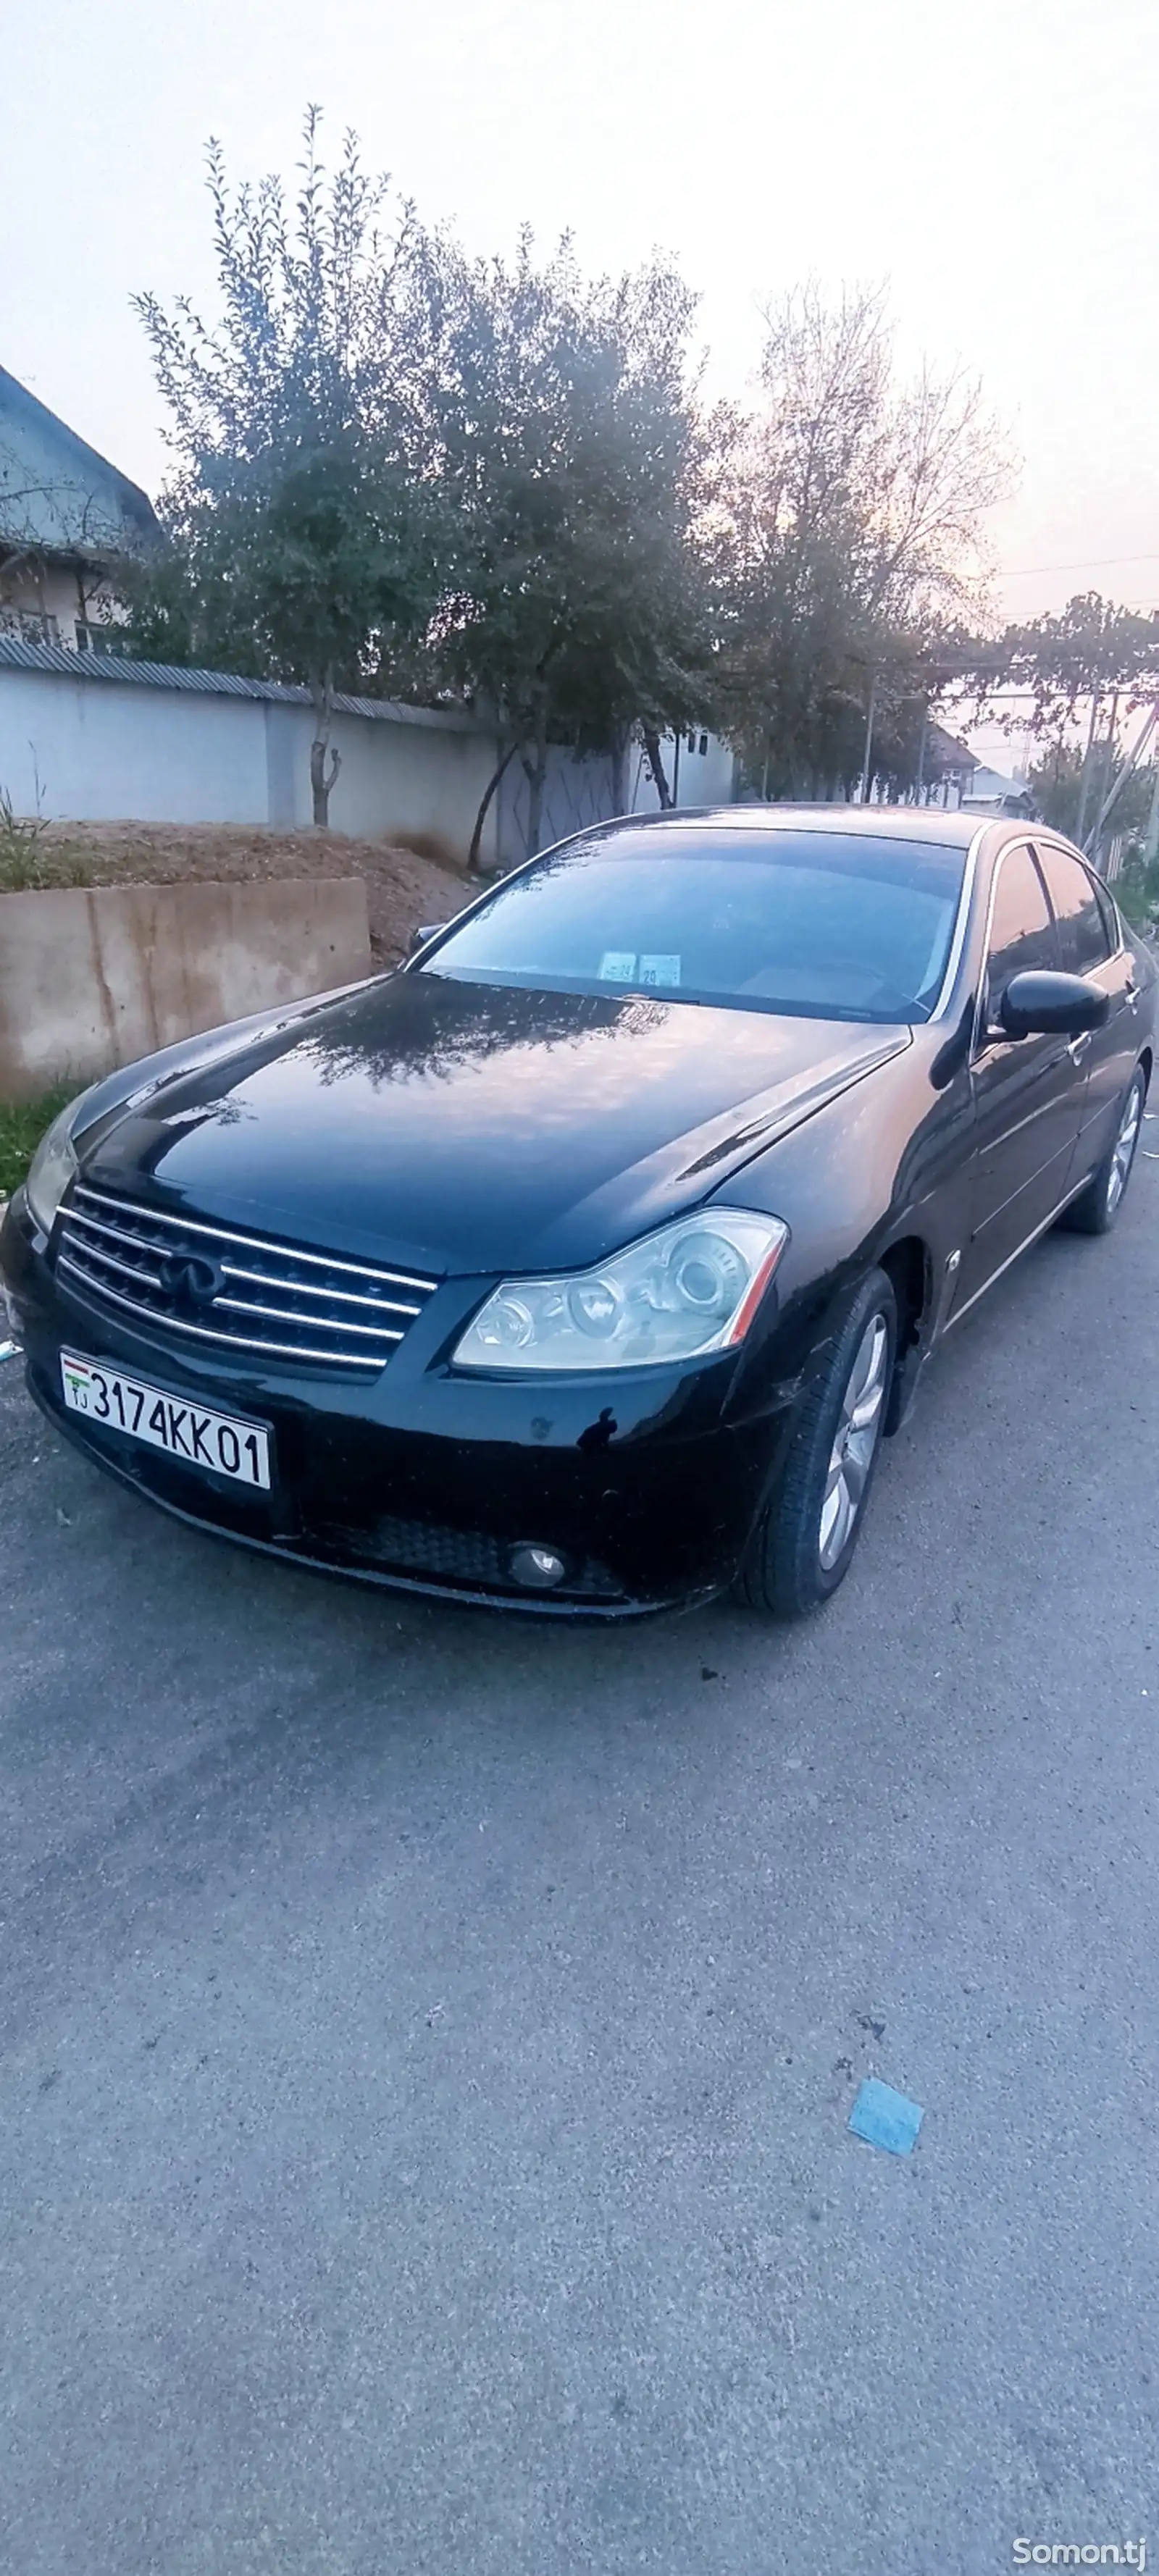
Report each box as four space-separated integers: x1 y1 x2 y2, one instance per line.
25 1096 88 1235
453 1209 789 1372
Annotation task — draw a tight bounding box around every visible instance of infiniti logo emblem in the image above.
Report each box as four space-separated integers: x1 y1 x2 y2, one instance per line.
159 1251 224 1309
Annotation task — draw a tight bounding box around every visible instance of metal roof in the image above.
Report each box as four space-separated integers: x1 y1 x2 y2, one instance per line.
0 632 489 730
0 364 159 556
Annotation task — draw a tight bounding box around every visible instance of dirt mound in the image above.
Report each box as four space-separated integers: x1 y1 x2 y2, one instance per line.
25 820 474 965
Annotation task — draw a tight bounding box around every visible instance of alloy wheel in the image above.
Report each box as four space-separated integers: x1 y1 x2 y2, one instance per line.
818 1312 890 1572
1106 1079 1143 1217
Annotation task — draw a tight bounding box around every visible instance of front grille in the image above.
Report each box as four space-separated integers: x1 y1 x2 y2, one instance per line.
55 1183 439 1374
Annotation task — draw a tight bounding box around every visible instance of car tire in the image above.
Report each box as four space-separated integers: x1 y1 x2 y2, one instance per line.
735 1267 898 1619
1058 1065 1147 1237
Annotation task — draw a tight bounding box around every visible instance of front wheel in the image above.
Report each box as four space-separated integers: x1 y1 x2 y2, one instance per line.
1059 1066 1147 1236
735 1268 897 1619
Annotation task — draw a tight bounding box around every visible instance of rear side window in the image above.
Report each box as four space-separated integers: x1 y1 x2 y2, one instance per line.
1094 878 1122 954
986 844 1057 1002
1036 845 1112 973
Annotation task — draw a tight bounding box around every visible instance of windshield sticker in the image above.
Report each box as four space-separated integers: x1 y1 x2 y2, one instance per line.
638 955 681 986
599 952 637 981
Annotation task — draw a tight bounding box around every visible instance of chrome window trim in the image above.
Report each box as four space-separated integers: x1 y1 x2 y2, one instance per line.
968 833 1059 1058
1031 835 1124 968
929 824 988 1020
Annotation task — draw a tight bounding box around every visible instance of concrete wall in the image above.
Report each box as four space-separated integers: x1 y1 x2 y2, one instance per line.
0 666 503 863
0 878 371 1099
1 667 272 826
497 730 738 856
309 704 500 851
0 657 738 865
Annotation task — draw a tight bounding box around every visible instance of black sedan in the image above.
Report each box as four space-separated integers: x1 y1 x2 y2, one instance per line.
2 807 1153 1619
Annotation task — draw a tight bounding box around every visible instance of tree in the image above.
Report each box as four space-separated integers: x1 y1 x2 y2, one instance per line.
418 230 714 859
979 593 1159 735
128 112 447 822
960 592 1159 855
708 285 1012 798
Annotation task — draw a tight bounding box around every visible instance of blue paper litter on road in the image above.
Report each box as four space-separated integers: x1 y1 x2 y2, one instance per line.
848 2077 924 2156
0 1341 17 1365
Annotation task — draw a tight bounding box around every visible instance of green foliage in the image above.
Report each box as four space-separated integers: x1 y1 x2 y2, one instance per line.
0 794 97 890
1112 849 1159 931
127 118 1013 838
421 231 712 836
126 113 450 815
0 790 49 889
0 1085 75 1201
1027 739 1157 844
976 594 1159 736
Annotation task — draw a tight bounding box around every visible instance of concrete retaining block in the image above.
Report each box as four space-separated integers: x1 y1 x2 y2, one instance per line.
0 878 372 1099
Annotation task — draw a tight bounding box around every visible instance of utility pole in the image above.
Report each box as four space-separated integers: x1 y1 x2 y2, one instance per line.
858 671 879 805
913 700 929 805
1074 692 1102 849
1088 690 1120 868
1145 750 1159 868
1086 697 1159 857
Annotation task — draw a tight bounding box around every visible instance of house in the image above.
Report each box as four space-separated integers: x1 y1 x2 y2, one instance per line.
921 722 975 807
958 760 1035 819
0 365 159 651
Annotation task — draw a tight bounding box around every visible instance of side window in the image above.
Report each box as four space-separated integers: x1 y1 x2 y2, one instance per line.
1094 878 1122 955
1036 845 1112 973
985 844 1058 1020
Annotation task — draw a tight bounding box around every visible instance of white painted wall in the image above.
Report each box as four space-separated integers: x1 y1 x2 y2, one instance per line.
319 705 500 851
0 667 272 825
0 658 737 863
0 666 503 860
629 729 737 813
497 727 738 856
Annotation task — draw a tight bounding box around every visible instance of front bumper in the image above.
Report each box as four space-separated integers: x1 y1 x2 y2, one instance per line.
1 1192 800 1617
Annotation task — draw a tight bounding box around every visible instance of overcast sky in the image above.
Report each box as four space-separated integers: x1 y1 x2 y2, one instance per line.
8 0 1159 664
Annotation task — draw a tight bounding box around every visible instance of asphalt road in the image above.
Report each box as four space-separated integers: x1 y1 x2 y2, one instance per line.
3 1158 1158 2576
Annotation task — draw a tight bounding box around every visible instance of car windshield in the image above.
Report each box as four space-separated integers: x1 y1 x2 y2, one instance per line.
420 827 966 1025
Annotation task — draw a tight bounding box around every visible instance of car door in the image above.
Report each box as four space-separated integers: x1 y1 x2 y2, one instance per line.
1033 841 1141 1183
955 839 1083 1311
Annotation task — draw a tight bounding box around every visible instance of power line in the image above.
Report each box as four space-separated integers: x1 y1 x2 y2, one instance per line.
1003 550 1159 579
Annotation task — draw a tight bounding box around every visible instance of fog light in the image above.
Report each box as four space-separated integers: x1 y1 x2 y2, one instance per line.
509 1543 567 1590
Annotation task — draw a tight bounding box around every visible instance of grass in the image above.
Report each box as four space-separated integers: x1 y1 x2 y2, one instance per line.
0 1085 76 1202
0 791 97 891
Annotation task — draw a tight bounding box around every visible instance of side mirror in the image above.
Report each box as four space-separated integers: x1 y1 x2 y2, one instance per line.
408 922 448 957
998 970 1110 1041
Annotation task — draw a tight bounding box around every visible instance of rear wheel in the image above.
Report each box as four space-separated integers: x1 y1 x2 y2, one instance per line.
1059 1066 1146 1236
736 1267 897 1619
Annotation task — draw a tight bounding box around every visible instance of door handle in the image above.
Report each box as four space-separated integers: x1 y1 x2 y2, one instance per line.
1068 1031 1092 1062
1126 981 1141 1010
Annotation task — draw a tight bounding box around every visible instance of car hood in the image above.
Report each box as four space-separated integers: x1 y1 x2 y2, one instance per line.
88 971 910 1275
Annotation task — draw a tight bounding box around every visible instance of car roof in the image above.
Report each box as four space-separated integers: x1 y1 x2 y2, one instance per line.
597 803 984 851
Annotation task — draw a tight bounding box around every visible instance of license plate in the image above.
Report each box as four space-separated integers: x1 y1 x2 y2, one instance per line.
59 1352 272 1489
